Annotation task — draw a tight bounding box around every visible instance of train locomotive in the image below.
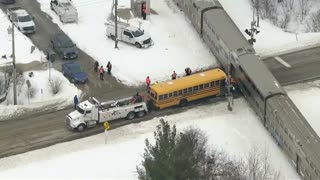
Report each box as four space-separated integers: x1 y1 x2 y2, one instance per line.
171 0 320 179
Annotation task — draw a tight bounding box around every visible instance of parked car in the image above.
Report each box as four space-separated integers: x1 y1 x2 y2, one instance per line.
0 0 15 4
62 62 88 84
7 7 36 34
50 0 78 23
51 32 78 59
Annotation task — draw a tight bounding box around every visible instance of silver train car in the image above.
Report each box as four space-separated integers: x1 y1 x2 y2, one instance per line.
172 0 320 179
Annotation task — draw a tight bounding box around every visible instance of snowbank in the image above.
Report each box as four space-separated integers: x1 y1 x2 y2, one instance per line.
0 10 44 66
0 69 81 121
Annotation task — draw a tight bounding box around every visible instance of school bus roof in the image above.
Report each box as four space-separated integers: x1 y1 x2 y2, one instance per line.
150 69 226 95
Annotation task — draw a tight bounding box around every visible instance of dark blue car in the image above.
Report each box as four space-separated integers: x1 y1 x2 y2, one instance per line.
62 62 88 84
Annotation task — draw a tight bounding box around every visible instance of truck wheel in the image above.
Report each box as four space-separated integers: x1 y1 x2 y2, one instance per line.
137 111 145 118
77 124 86 132
135 43 142 48
179 99 188 107
127 112 135 120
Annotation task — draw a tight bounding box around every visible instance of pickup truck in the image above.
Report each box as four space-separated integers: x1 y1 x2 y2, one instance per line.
66 94 148 131
106 20 153 48
50 0 78 23
7 7 36 34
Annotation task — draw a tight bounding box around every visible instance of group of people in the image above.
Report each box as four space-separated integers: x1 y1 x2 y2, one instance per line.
94 61 112 80
145 67 193 89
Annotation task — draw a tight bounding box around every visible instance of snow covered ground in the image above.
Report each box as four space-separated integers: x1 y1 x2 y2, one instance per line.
0 10 43 66
219 0 320 57
0 97 303 180
0 69 81 121
37 0 216 86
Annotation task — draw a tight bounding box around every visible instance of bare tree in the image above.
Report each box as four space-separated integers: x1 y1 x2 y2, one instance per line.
49 78 62 95
308 10 320 32
298 0 310 22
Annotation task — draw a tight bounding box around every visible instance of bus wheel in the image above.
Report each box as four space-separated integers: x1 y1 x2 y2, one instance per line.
179 99 188 107
137 111 145 118
127 112 135 120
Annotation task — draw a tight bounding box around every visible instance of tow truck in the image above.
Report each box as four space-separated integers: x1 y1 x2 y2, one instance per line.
66 94 148 131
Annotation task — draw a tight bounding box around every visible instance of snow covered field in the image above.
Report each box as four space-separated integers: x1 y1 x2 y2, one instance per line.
0 10 43 66
37 0 216 86
0 69 81 121
219 0 320 57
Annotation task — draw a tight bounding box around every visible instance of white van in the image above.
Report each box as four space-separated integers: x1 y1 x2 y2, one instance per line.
106 20 153 48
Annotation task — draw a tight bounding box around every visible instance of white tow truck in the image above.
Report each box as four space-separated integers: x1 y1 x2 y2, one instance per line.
106 20 153 48
50 0 78 23
66 94 148 131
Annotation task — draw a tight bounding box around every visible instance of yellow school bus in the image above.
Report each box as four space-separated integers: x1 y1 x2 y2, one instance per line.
147 68 226 109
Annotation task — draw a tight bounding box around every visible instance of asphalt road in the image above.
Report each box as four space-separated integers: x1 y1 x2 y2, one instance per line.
263 47 320 86
1 1 320 160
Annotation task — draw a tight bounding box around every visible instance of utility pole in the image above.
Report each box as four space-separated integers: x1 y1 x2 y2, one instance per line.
114 0 118 48
11 21 17 105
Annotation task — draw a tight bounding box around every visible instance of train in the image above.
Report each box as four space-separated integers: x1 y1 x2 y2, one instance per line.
171 0 320 179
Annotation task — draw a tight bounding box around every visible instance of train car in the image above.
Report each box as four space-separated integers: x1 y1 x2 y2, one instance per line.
172 0 320 179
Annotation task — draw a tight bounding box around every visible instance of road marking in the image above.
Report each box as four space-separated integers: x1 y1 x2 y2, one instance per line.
274 56 291 68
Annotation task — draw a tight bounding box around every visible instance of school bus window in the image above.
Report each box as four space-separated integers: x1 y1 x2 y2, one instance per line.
204 83 209 88
164 94 168 99
173 91 178 96
169 93 173 97
215 80 220 86
188 87 192 93
193 86 199 91
199 84 203 90
178 90 182 95
159 95 164 100
183 88 187 93
210 82 214 87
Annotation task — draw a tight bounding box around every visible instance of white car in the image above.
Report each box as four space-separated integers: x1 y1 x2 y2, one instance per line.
50 0 78 23
7 7 36 34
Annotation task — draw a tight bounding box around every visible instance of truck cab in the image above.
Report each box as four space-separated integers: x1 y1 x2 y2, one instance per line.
106 21 153 48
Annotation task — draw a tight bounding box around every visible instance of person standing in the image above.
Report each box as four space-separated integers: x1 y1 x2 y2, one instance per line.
94 61 99 72
171 71 177 80
73 95 78 110
145 76 151 89
99 66 105 80
106 61 112 75
142 3 147 20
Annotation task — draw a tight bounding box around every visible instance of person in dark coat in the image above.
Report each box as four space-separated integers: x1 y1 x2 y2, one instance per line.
94 61 99 72
74 95 78 109
185 67 192 76
106 61 112 75
171 71 177 80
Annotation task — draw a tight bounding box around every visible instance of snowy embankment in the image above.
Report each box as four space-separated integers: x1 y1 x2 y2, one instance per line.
0 97 301 180
37 0 216 86
219 0 320 57
0 69 81 121
0 10 44 66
